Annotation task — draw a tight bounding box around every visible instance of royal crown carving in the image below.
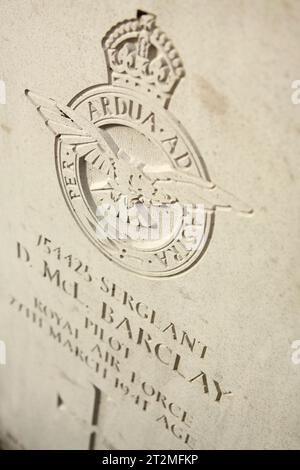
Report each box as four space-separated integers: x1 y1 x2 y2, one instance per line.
102 12 185 106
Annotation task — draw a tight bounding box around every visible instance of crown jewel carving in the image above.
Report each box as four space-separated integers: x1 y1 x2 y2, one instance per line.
102 13 185 107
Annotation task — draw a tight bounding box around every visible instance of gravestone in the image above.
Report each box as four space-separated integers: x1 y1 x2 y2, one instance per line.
0 0 300 450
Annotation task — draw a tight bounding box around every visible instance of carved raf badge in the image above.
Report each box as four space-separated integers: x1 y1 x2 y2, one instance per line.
26 12 252 277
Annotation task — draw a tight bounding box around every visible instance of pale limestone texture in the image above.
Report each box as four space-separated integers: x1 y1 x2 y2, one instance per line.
0 0 300 450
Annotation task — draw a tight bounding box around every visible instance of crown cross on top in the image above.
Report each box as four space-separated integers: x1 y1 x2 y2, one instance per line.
102 12 185 107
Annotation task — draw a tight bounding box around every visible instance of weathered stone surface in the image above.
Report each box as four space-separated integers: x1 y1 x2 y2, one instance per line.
0 0 300 450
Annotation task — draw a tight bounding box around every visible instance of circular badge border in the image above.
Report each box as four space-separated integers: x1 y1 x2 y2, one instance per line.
55 84 214 278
